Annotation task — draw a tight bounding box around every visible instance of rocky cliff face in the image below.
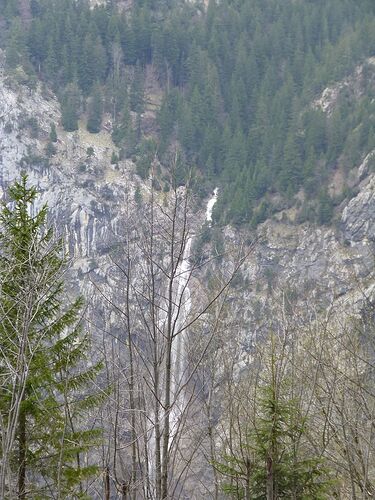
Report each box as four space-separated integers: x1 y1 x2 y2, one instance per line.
0 50 374 498
244 169 374 323
0 49 141 307
0 49 374 345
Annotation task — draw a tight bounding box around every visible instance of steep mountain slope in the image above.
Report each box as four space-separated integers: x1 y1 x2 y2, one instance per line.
2 0 374 226
0 43 373 345
0 3 374 495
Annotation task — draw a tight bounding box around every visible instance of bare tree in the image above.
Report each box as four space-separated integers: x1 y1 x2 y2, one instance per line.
94 162 248 499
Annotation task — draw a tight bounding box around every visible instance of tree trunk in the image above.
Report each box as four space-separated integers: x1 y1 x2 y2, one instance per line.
161 336 172 499
161 214 177 500
245 459 251 500
18 407 26 500
266 457 274 500
125 260 137 500
122 481 129 500
104 467 110 500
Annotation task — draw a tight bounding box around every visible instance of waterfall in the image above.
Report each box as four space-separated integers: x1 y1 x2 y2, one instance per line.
148 188 219 492
169 188 219 437
206 187 218 225
169 236 193 437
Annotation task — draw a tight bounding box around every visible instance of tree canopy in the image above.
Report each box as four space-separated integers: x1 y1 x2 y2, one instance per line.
1 0 374 225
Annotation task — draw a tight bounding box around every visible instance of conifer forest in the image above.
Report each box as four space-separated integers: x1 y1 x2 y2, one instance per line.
0 0 374 498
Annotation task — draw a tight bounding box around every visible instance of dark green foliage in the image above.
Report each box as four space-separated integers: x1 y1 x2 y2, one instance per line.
134 184 143 205
1 0 375 225
49 122 57 142
317 190 334 225
136 138 157 179
130 63 145 114
0 176 103 497
87 84 103 134
214 339 332 499
61 82 81 132
45 140 56 157
112 97 138 156
111 151 119 164
5 18 26 68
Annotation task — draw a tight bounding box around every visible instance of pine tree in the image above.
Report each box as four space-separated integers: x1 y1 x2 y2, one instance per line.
317 189 334 225
87 83 103 134
280 133 302 194
5 18 27 69
214 336 332 499
0 176 103 498
49 122 58 142
130 62 145 114
79 31 98 94
45 34 59 81
61 82 81 132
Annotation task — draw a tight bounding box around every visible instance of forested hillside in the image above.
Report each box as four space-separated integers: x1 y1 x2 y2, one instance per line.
1 0 375 225
1 1 375 498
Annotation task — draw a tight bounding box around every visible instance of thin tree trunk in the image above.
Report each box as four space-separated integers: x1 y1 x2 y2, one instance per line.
208 386 219 500
245 459 251 500
104 467 110 500
266 456 274 500
149 181 162 500
154 357 162 499
161 195 178 500
18 406 26 500
161 334 172 499
122 481 129 500
125 256 137 500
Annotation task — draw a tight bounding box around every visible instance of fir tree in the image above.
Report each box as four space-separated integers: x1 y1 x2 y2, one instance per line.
0 176 104 498
5 18 27 69
87 83 103 134
130 62 145 114
317 189 334 225
214 336 332 499
61 82 81 132
49 122 58 142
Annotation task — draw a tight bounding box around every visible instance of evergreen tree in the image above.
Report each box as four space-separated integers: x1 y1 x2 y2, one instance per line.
327 108 344 163
49 122 58 142
45 34 59 81
87 83 103 134
61 82 81 132
5 18 27 69
215 337 332 499
1 0 19 19
0 176 103 498
317 189 334 225
280 133 302 194
130 62 145 113
45 140 56 157
79 31 98 94
2 0 375 224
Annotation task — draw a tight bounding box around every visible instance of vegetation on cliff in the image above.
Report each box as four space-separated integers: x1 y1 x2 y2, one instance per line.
1 0 374 225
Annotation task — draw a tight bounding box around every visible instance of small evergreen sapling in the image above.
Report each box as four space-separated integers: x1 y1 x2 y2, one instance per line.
214 337 332 499
49 123 58 143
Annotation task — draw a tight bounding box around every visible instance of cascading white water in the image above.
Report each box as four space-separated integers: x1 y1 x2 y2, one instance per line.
148 189 219 493
169 236 193 437
206 187 218 225
169 188 219 437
